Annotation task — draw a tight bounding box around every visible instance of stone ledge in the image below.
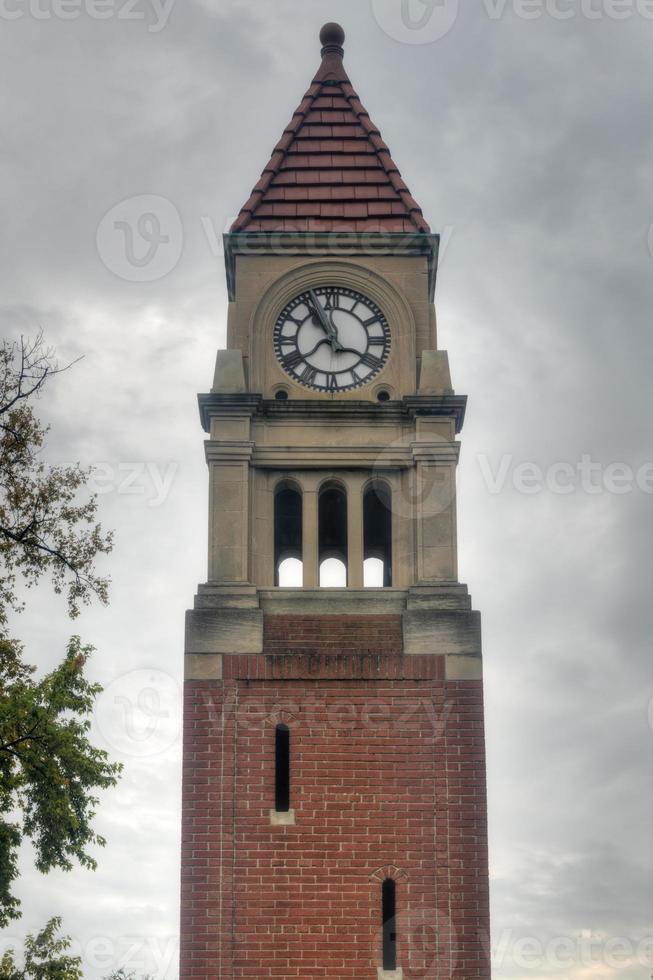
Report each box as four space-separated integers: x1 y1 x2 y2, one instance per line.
259 588 408 616
185 585 481 660
270 809 296 826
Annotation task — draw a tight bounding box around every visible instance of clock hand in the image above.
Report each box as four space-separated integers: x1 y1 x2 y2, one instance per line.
308 290 343 352
302 337 335 359
324 308 345 352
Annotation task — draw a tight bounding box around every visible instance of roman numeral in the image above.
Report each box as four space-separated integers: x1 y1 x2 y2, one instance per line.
322 289 339 311
282 350 303 370
362 314 381 328
368 336 385 347
300 364 317 385
360 352 382 369
326 373 339 390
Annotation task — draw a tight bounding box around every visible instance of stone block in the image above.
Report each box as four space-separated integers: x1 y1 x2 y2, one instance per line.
418 350 453 395
403 608 481 656
185 608 263 654
212 349 246 393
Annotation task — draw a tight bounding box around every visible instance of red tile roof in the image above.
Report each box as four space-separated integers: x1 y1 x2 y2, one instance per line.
231 24 430 234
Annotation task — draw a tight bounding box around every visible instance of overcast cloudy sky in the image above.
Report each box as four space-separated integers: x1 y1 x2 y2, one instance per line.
1 0 652 976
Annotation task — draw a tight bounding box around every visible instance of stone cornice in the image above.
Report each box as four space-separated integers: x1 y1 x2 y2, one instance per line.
223 231 440 302
198 393 466 433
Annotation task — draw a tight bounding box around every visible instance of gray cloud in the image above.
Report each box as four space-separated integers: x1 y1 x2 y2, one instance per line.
1 1 651 977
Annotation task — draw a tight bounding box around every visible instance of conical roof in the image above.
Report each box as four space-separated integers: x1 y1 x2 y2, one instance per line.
231 23 430 234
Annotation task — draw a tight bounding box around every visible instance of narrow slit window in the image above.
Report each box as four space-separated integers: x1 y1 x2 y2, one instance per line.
364 482 392 587
275 723 290 813
382 878 397 971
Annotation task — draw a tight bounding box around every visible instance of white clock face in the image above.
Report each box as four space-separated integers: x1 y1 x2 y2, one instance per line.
273 286 391 392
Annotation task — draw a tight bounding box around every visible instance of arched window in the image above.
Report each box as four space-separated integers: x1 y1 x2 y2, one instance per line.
275 724 290 813
382 878 397 971
364 482 392 587
319 483 347 587
274 483 303 587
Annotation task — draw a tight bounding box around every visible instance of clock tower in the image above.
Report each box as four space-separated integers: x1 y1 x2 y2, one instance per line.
181 23 490 980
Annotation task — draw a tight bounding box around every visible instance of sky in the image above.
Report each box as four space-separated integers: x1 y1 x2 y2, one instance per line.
1 0 652 976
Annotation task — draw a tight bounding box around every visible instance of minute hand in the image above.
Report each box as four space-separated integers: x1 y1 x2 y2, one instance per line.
308 290 343 352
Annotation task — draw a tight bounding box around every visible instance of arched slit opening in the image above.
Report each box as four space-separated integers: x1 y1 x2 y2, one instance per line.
275 723 290 813
382 877 397 971
319 483 347 587
364 482 392 587
274 484 303 587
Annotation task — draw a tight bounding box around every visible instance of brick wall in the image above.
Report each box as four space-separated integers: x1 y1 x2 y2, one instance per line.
263 614 404 655
180 616 490 979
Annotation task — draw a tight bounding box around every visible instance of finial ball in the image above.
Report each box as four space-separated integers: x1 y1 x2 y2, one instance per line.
320 22 345 49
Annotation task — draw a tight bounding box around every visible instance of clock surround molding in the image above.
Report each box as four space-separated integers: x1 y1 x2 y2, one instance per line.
244 258 419 399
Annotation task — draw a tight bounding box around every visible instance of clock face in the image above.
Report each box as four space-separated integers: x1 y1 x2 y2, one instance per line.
273 286 391 392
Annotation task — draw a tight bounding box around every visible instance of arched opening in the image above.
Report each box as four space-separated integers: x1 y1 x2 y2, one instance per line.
364 482 392 587
382 877 397 971
275 723 290 813
274 483 303 587
363 557 385 587
319 556 347 588
319 483 347 588
277 557 303 587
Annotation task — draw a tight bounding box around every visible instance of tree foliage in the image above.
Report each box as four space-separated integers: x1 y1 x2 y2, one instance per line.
0 636 122 926
0 333 120 927
0 333 113 624
0 917 82 979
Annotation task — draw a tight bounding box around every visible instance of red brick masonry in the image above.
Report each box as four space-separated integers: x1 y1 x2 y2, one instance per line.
180 615 490 979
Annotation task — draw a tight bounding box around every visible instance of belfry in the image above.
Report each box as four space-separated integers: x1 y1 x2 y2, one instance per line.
180 23 490 979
